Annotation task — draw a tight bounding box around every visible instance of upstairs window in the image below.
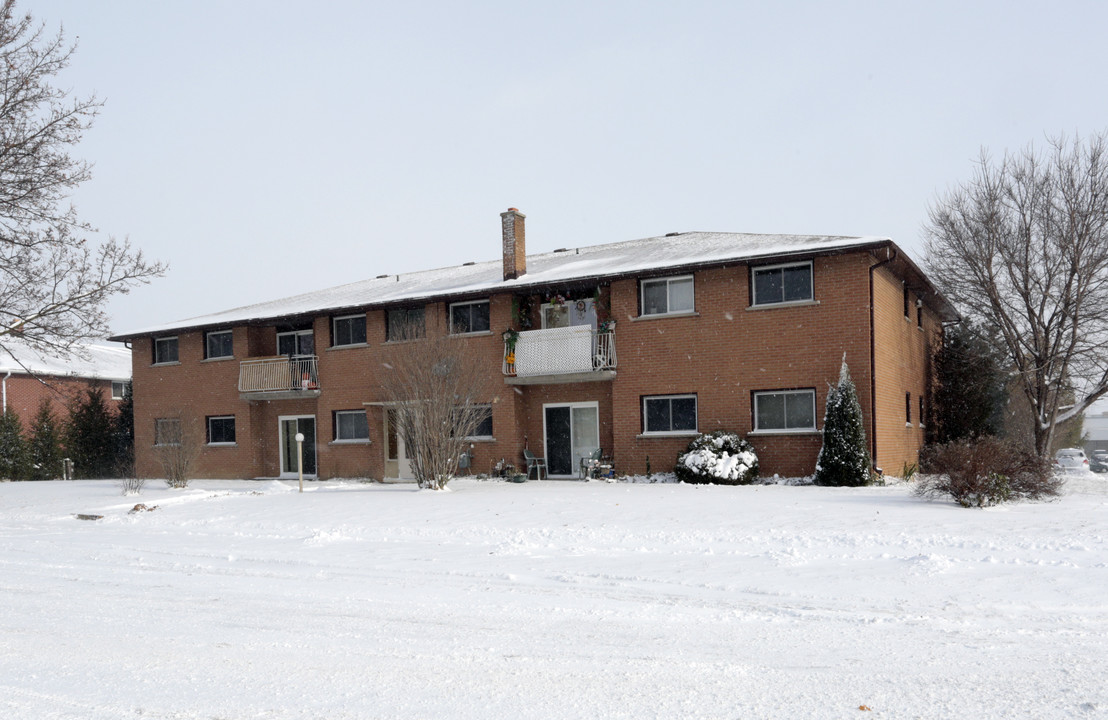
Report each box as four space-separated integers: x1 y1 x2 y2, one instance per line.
386 306 425 341
752 262 813 306
332 314 367 347
277 328 314 357
450 300 490 334
643 394 698 434
154 417 181 446
207 416 236 445
334 410 369 441
111 381 127 400
641 276 694 316
754 389 816 431
205 330 233 359
153 336 178 365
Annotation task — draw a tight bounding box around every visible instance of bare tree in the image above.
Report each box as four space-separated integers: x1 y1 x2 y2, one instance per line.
378 323 494 490
925 133 1108 456
0 1 164 363
153 413 202 489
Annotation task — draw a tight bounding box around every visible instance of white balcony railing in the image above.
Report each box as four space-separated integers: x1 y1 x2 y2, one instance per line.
239 356 320 393
504 326 616 377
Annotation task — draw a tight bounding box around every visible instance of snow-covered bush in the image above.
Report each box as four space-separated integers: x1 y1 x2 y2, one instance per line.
814 359 872 487
675 431 758 485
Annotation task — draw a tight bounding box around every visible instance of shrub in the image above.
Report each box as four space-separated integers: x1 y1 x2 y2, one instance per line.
675 431 758 485
814 359 872 487
916 438 1060 507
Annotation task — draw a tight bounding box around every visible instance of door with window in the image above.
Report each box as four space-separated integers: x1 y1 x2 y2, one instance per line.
279 416 316 477
385 409 414 480
277 329 314 357
543 402 599 477
542 298 597 330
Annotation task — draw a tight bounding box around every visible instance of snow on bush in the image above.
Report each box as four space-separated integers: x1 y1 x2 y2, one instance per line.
675 431 758 485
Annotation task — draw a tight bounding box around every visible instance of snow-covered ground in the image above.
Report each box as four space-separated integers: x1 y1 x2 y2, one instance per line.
1 475 1105 719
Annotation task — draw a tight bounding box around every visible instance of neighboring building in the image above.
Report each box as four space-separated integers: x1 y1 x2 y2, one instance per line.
1083 409 1108 456
0 339 132 425
110 209 956 481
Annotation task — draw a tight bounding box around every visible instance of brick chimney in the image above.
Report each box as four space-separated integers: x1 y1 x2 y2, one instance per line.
501 207 526 280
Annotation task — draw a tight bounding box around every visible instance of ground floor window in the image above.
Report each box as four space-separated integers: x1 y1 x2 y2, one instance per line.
642 394 698 434
334 410 369 441
753 389 816 431
154 417 181 446
466 404 493 439
207 416 236 445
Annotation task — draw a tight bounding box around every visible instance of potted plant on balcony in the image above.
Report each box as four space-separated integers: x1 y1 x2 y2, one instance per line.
502 328 519 374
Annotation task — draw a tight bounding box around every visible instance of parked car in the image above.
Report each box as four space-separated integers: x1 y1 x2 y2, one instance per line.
1090 455 1108 473
1053 448 1090 473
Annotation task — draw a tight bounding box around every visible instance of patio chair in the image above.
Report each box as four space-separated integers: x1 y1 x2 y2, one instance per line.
523 449 547 480
579 447 603 479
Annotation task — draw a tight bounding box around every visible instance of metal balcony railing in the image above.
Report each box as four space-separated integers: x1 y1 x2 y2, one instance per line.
504 326 616 377
238 355 320 393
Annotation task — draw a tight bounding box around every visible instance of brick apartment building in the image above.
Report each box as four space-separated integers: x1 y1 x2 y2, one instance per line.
111 209 956 481
1 339 131 425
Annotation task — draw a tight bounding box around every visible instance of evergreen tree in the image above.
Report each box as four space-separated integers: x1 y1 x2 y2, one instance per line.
27 399 64 481
814 358 872 487
67 387 117 478
932 321 1007 443
0 409 28 480
112 381 135 473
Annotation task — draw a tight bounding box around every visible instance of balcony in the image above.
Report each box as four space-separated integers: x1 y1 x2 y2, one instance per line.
504 326 616 385
238 356 321 400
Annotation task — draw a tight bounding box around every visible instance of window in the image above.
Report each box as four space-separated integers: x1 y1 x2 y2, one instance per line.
386 306 425 341
450 300 490 334
752 262 813 306
277 329 314 357
333 410 369 441
917 302 923 328
154 418 181 446
919 396 926 427
906 392 912 424
468 405 493 438
640 276 694 316
753 390 817 431
904 286 911 318
153 336 178 364
332 314 367 347
205 330 233 359
643 394 698 434
207 416 236 445
111 381 127 400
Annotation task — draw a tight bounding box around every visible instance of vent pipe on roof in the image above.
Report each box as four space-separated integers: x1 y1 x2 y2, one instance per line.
501 207 526 280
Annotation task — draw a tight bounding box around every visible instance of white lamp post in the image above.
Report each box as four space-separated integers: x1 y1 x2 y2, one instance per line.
294 432 305 493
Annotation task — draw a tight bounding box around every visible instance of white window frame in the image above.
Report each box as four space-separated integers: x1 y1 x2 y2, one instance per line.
333 410 370 442
642 394 699 435
449 300 491 335
751 261 814 307
111 381 127 400
752 389 817 432
153 336 178 365
205 330 233 359
277 329 314 357
207 415 236 445
386 306 426 341
640 275 694 316
332 313 367 347
154 417 181 446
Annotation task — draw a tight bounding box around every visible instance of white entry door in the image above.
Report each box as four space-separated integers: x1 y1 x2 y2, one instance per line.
386 409 414 480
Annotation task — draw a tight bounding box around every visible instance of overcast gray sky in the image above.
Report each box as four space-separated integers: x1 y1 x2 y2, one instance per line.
37 0 1108 334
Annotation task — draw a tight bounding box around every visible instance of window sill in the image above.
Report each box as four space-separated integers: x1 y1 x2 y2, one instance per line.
384 337 426 345
746 299 820 311
636 431 700 439
201 356 234 363
747 428 821 436
151 361 181 367
463 436 496 442
631 311 699 322
329 439 371 446
449 330 494 338
328 343 370 351
207 442 237 447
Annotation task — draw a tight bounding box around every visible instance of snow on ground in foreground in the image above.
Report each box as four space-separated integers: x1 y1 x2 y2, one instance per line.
1 476 1106 719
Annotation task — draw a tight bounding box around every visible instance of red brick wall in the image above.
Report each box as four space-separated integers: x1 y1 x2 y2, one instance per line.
3 373 119 433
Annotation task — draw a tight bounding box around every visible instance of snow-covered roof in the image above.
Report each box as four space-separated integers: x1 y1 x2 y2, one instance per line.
0 339 132 380
111 231 894 339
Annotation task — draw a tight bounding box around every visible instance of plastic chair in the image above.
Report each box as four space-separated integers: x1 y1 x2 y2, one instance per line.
523 448 546 480
579 447 603 479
